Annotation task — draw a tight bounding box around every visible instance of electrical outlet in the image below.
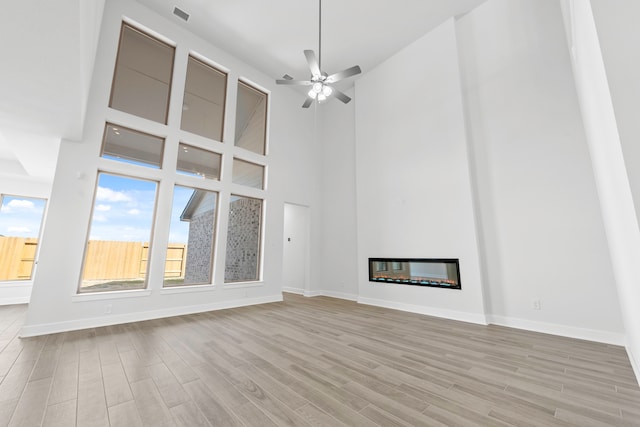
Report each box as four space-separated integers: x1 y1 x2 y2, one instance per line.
104 304 112 314
532 299 541 310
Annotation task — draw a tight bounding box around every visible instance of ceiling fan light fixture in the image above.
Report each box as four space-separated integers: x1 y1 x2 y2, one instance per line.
275 0 361 108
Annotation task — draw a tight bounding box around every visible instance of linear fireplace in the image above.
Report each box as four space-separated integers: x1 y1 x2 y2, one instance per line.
368 258 461 289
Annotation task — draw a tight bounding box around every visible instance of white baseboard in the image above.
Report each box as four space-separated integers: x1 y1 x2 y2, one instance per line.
319 290 358 301
0 297 30 306
282 288 358 301
303 290 322 297
289 291 628 349
487 315 626 346
358 296 488 325
626 347 640 386
20 294 283 338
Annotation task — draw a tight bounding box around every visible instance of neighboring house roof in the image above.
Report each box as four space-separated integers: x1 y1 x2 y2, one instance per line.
180 189 205 221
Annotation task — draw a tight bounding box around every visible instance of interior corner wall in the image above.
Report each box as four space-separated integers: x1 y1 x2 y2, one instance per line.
317 89 359 300
21 0 316 336
354 18 487 324
590 1 640 228
564 0 640 382
456 0 623 343
589 0 640 379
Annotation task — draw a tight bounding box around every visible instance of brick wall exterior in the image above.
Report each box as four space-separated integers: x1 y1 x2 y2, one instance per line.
224 197 261 282
183 208 215 284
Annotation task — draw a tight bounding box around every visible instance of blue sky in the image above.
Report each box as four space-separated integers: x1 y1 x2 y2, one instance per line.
89 174 197 243
0 196 46 238
1 174 205 244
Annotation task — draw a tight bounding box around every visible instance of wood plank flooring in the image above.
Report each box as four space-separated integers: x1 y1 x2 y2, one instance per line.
0 293 639 426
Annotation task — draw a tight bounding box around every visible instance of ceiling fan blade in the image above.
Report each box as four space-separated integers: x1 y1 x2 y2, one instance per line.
325 65 362 83
332 88 352 104
276 79 312 86
304 50 322 77
282 74 294 80
302 97 314 108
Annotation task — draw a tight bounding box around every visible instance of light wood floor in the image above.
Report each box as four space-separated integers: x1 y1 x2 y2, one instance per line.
0 293 639 426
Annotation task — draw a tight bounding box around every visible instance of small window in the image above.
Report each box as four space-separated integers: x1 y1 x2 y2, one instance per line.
164 186 218 287
79 173 158 293
176 143 221 180
0 195 46 281
101 123 165 169
235 81 267 155
232 158 264 189
181 56 227 141
110 24 175 124
224 195 262 283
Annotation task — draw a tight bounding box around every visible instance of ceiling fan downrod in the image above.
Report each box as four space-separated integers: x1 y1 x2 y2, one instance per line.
275 0 362 108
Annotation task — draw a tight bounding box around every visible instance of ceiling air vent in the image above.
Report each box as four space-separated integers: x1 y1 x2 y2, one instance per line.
173 6 190 22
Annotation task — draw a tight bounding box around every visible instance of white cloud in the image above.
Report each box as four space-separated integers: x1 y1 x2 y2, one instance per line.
1 199 35 213
8 226 31 233
96 187 131 203
92 214 108 222
8 199 35 209
127 208 140 215
95 204 111 212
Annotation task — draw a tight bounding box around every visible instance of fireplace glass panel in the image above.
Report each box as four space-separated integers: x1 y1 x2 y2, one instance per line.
369 258 461 289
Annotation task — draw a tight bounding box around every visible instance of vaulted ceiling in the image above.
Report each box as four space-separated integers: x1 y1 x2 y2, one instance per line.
0 0 486 182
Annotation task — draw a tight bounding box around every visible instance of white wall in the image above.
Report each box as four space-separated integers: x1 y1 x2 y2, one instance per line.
21 0 316 336
590 1 640 226
316 90 359 300
354 19 487 324
455 0 623 343
561 0 640 381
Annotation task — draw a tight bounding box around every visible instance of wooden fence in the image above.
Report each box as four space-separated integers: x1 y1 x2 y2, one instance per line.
0 237 186 281
0 237 37 280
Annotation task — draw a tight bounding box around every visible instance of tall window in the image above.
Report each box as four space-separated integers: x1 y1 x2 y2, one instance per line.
81 21 270 294
235 81 267 154
225 195 262 282
164 186 218 287
79 173 158 293
0 195 46 281
110 24 175 124
181 56 227 141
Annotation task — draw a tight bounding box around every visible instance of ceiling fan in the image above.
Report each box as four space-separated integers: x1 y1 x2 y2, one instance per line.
276 0 362 108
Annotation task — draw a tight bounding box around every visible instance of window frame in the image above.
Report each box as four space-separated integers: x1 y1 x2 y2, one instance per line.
100 122 166 169
180 54 229 142
109 22 176 125
77 171 160 294
0 194 47 283
162 184 220 288
231 157 266 190
234 79 269 155
224 194 264 284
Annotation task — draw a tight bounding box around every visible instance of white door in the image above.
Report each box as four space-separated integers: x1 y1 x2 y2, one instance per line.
283 203 309 294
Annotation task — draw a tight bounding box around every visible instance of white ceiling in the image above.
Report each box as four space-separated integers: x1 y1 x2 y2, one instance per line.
0 0 104 182
138 0 487 86
0 0 486 183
